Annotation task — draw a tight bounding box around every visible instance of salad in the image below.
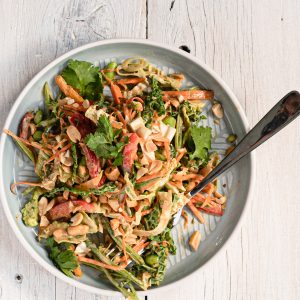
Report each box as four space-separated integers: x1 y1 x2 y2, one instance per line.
4 57 230 299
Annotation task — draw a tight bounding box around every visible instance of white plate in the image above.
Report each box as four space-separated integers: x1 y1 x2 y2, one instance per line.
0 39 255 297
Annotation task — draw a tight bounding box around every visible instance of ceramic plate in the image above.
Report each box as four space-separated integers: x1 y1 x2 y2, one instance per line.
0 39 255 297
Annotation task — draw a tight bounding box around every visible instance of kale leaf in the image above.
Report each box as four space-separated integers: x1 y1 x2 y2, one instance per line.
44 182 116 198
61 60 103 100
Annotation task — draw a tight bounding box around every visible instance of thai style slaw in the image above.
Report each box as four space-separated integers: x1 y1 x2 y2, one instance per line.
4 57 230 299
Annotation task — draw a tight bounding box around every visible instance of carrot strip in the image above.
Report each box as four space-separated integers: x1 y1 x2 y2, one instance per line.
77 256 126 271
162 90 214 100
11 181 42 194
55 75 84 103
44 143 72 166
141 208 153 216
111 108 126 126
140 179 161 192
187 201 205 224
4 129 51 154
116 78 145 85
136 170 164 183
176 148 187 163
101 71 123 104
53 139 68 151
133 241 149 252
164 141 170 162
191 193 206 203
172 173 203 181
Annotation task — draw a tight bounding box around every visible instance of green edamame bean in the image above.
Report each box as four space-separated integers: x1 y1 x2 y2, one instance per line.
34 110 43 124
33 131 43 141
105 61 117 80
145 254 159 267
163 116 176 128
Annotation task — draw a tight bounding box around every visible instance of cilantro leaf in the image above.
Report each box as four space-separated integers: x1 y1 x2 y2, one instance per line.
189 126 212 162
98 115 114 142
61 60 103 100
46 237 78 277
85 115 126 159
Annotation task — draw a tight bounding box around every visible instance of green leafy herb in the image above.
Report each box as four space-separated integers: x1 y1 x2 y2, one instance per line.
61 60 103 100
85 115 127 159
71 144 78 179
46 237 78 277
142 77 165 126
189 126 212 162
44 182 116 198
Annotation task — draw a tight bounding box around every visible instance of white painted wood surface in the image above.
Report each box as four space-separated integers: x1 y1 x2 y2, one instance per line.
0 0 299 299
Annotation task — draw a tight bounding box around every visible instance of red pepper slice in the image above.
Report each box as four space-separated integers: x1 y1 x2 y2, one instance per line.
98 175 106 187
80 143 100 178
198 204 223 216
72 200 96 213
122 133 139 173
19 112 34 139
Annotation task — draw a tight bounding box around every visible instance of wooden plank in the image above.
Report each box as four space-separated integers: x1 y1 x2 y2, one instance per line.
0 1 145 300
148 0 300 299
1 0 300 299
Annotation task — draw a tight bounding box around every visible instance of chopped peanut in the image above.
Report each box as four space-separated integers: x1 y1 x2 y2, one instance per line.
189 230 201 251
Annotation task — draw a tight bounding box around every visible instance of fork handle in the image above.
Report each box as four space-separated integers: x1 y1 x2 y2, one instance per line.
188 91 300 198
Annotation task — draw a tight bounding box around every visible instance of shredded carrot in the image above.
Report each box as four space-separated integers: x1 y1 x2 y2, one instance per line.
55 75 84 103
116 78 145 85
77 256 126 271
44 143 72 166
191 193 206 203
136 170 164 183
11 181 42 194
164 141 170 162
141 208 153 216
172 173 203 181
121 210 135 222
202 182 215 195
140 178 161 192
111 108 126 126
187 201 205 224
53 139 68 151
4 129 51 154
133 241 149 252
176 148 187 162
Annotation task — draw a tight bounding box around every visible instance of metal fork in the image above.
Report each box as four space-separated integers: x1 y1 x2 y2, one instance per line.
109 91 300 265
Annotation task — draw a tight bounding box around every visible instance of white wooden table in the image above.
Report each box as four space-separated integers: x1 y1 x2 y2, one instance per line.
1 1 300 299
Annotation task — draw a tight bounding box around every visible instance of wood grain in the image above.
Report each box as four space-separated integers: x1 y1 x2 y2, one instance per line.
0 0 300 299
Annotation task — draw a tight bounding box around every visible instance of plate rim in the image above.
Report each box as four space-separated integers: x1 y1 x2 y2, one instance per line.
0 38 255 297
